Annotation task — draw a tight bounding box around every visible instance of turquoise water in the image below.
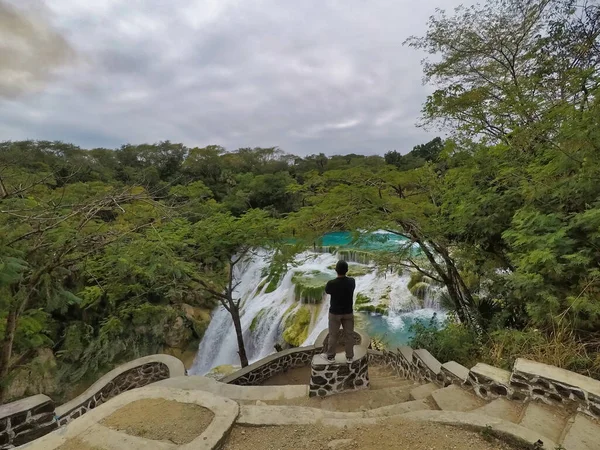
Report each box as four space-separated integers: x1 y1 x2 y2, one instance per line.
319 231 411 251
358 309 444 349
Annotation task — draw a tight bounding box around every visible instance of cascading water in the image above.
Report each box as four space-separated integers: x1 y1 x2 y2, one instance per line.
189 249 446 375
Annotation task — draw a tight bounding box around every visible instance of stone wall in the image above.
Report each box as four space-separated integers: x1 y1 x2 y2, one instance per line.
221 346 318 386
0 395 56 450
367 345 600 421
55 362 170 426
309 354 369 397
0 354 185 449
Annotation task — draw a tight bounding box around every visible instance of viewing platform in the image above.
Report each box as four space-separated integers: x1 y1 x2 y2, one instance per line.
309 329 370 397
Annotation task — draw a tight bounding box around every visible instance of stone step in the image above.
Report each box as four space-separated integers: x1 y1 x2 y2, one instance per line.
409 382 441 401
472 398 524 424
430 385 486 412
369 378 415 390
561 413 600 450
318 386 414 412
518 401 569 444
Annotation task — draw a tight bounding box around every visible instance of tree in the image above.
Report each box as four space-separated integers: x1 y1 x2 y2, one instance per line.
0 177 163 401
285 164 480 328
406 0 600 145
191 209 280 367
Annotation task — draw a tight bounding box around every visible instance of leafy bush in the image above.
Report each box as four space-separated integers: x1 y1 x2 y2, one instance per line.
409 318 481 368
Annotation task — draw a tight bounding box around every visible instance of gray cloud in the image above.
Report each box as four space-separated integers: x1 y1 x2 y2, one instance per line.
0 1 74 98
0 0 466 155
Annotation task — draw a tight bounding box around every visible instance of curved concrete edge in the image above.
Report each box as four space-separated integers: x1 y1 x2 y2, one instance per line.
155 375 309 400
55 354 185 417
24 386 239 450
237 406 557 449
238 400 431 426
400 410 558 450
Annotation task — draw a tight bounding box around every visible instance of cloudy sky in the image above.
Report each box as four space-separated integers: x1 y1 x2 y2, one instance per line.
0 0 466 156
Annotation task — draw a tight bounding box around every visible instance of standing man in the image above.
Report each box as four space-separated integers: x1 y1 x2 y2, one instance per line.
322 260 356 363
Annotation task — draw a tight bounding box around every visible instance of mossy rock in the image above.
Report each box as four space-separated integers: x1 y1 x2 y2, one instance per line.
205 364 240 380
250 307 270 332
291 271 330 304
327 263 373 277
409 281 430 300
282 306 312 346
356 303 389 315
355 293 371 305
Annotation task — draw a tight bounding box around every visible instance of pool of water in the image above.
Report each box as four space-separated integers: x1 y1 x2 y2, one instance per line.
319 231 410 251
357 309 445 349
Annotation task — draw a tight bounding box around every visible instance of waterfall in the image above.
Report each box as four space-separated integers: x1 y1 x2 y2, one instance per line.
189 249 445 375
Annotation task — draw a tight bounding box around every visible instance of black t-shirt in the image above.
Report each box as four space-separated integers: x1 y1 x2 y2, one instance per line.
326 276 356 315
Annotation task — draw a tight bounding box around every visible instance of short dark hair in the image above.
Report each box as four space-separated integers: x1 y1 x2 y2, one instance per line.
335 260 349 275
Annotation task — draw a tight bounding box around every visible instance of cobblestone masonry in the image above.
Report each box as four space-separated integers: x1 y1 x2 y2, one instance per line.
0 396 56 450
367 347 600 420
222 347 318 386
309 355 370 397
57 362 170 426
511 362 600 419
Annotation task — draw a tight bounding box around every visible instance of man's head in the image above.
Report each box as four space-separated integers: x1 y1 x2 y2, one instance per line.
335 260 349 276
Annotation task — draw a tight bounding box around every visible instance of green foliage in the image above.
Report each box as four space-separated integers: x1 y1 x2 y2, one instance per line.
409 318 481 369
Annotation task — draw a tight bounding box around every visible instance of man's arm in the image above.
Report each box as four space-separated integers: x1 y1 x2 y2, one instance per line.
325 280 332 295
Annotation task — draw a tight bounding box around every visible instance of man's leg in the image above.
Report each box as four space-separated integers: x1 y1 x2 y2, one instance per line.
326 313 341 358
341 314 355 360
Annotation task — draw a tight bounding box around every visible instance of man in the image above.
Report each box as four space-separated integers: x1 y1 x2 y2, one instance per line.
322 260 356 363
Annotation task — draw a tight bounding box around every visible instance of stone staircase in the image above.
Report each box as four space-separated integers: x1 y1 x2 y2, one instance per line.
234 359 598 450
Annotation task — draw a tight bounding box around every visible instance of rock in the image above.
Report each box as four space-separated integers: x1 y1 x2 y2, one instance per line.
180 304 211 339
5 349 57 401
327 438 355 449
164 316 193 349
205 364 240 380
256 400 268 406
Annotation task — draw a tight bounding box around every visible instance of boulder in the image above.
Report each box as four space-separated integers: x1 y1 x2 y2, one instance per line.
180 304 211 339
5 349 58 401
164 316 193 349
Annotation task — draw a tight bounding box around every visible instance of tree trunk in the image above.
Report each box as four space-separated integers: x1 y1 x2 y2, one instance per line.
230 302 249 368
0 308 18 403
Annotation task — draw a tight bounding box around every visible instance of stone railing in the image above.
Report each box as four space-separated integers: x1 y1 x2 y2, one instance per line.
222 329 371 386
0 354 185 450
220 346 319 386
368 346 600 421
0 395 56 449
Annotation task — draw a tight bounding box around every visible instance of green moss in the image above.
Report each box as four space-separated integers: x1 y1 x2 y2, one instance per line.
291 271 330 304
265 276 280 293
356 303 389 315
409 281 430 300
327 263 373 277
282 306 312 346
355 293 371 305
407 271 424 290
250 308 270 332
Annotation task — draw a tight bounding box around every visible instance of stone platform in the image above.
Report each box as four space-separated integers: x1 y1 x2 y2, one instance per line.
309 348 369 397
309 329 370 398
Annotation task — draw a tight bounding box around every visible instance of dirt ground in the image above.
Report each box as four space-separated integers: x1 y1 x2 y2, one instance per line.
262 365 312 385
223 419 519 450
100 398 214 444
56 438 104 450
